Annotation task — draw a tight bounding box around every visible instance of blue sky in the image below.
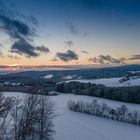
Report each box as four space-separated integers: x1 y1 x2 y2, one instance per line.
0 0 140 68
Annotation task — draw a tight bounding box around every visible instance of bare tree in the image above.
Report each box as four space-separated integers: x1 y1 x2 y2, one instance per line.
37 97 55 140
12 95 55 140
0 93 15 140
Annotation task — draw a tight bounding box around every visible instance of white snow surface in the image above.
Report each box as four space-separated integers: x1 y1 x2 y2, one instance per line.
61 77 140 87
63 75 77 80
44 74 54 79
3 92 140 140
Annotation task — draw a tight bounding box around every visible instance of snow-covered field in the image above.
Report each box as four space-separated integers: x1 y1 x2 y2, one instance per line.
3 92 140 140
61 77 140 87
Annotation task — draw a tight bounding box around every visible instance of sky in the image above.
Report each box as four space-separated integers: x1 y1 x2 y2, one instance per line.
0 0 140 70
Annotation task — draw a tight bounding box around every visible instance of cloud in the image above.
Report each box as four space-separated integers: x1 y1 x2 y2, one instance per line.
0 9 36 57
67 22 79 34
64 40 74 47
129 55 140 60
0 2 51 58
35 45 50 53
0 51 3 57
10 39 51 57
81 50 88 54
51 57 58 62
0 14 33 40
89 55 126 64
7 54 22 60
10 39 39 57
0 0 38 26
26 15 39 26
89 57 104 64
56 50 78 62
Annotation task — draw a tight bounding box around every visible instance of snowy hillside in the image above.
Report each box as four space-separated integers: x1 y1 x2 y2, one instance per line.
3 92 140 140
62 77 140 87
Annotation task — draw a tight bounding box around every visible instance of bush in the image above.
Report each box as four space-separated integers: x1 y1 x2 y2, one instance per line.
67 99 140 126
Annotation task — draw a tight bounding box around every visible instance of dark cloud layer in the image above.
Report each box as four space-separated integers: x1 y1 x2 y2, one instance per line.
11 39 39 57
89 57 104 64
129 55 140 60
35 45 50 53
0 2 50 58
56 50 78 62
0 3 50 57
89 55 126 64
0 14 32 40
0 12 36 57
10 39 50 57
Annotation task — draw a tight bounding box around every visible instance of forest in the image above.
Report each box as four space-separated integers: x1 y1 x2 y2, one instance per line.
56 81 140 103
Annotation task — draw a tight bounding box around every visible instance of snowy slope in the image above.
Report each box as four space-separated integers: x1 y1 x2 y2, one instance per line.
3 92 140 140
52 94 140 140
62 77 140 87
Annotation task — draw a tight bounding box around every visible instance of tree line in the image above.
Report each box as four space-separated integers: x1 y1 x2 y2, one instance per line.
68 99 140 126
56 81 140 103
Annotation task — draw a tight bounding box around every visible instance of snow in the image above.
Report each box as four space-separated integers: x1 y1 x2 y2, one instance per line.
44 74 54 79
3 92 27 98
129 71 140 74
3 92 140 140
51 94 140 140
61 77 140 87
63 75 77 80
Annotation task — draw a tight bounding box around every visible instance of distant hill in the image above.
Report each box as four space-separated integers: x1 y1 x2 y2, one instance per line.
0 64 140 85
